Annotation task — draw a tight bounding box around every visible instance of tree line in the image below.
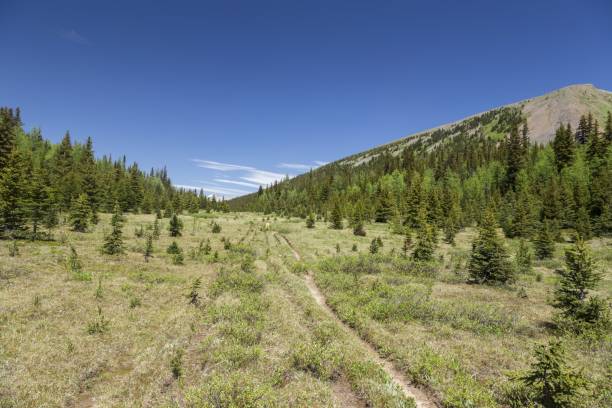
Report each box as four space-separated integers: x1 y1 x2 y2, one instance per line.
0 107 228 238
231 108 612 242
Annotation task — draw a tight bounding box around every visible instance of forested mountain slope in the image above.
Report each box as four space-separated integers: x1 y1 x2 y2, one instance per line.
230 84 612 240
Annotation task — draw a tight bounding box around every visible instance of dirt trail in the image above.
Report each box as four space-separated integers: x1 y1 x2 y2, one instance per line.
275 233 439 408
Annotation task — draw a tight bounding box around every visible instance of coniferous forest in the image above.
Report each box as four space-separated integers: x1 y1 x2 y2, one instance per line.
231 108 612 242
0 107 228 238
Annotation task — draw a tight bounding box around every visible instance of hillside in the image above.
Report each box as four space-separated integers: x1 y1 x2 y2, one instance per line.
230 84 612 219
340 84 612 168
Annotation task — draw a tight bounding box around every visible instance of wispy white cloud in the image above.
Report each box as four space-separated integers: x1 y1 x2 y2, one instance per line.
314 160 328 166
214 179 260 188
193 159 256 171
277 162 313 170
192 159 286 187
240 169 286 185
59 29 90 45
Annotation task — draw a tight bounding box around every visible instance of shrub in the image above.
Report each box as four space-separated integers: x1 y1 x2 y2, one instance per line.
170 348 184 379
212 222 221 233
86 306 110 334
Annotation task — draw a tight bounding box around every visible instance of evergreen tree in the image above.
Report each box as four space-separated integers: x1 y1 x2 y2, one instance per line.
102 204 125 255
69 193 91 232
144 234 153 262
412 221 436 261
52 132 76 210
78 137 99 222
552 239 606 326
152 218 160 239
534 220 556 260
168 213 183 237
306 212 315 228
374 186 393 223
515 239 533 274
575 114 589 145
468 208 514 284
505 125 525 189
604 111 612 144
0 149 28 234
552 124 574 171
520 341 587 408
353 220 366 236
329 201 343 229
0 108 17 171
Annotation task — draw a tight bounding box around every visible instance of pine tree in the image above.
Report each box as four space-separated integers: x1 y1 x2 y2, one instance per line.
534 220 555 260
102 204 125 255
329 201 343 229
515 239 533 274
575 114 589 144
152 218 160 239
468 208 513 284
604 111 612 144
552 124 575 171
505 125 525 189
52 132 76 210
0 108 17 171
0 149 28 234
520 341 587 408
412 221 436 261
306 212 315 228
167 241 184 265
69 193 91 232
79 137 99 222
144 234 153 262
552 239 605 325
168 213 183 237
374 186 393 223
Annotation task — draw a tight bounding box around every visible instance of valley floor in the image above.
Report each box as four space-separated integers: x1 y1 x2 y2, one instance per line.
0 212 610 407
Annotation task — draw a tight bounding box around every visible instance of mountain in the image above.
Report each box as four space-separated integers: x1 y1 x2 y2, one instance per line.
229 84 612 240
338 84 612 169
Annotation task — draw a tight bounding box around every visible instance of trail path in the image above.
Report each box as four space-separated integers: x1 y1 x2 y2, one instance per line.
275 233 439 408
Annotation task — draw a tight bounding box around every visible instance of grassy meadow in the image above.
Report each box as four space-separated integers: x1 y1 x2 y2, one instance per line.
0 212 610 407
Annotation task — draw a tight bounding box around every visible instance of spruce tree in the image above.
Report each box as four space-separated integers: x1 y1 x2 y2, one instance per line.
52 132 76 210
152 218 160 239
604 111 612 144
0 108 16 171
168 213 183 237
79 137 99 222
552 239 606 326
552 124 574 171
102 204 125 255
468 208 513 284
374 187 393 223
0 149 28 234
144 234 153 262
69 193 91 232
412 221 436 262
329 201 343 229
505 125 525 189
520 341 587 408
534 220 556 260
515 239 533 274
306 212 315 228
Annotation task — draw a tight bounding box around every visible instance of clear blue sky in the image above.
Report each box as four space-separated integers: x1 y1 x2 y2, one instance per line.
1 0 611 197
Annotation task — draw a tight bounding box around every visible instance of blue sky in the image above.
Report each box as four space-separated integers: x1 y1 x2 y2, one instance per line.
1 0 611 197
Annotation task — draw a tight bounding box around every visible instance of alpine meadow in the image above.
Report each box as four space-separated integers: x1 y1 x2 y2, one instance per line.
1 2 612 408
